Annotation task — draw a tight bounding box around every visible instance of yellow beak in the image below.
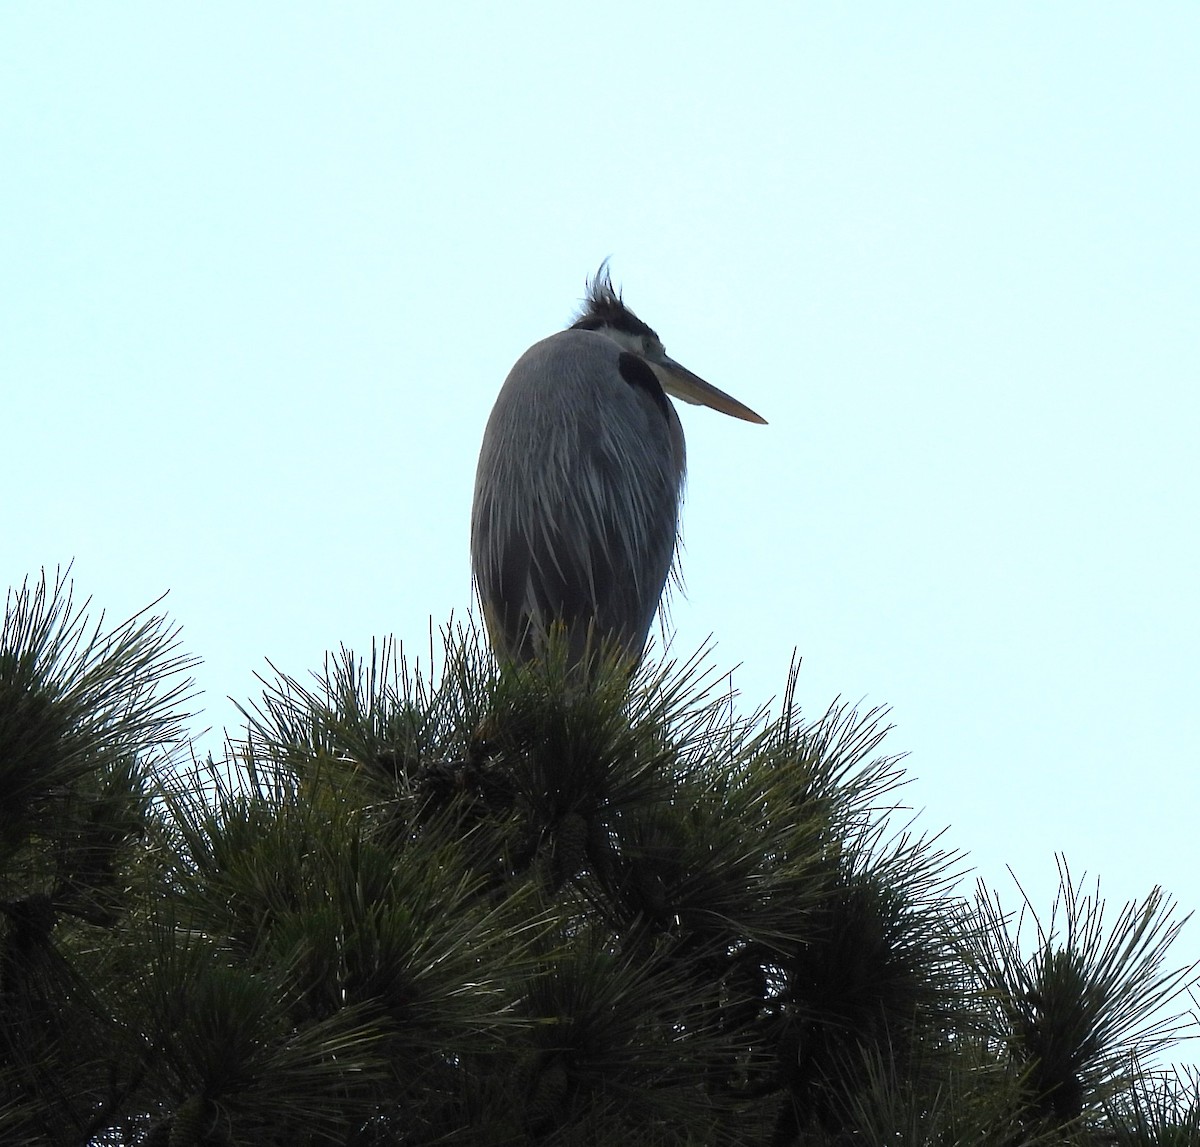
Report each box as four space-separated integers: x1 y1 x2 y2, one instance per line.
650 358 767 425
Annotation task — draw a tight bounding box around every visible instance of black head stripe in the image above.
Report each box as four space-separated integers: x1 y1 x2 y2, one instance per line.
617 351 670 422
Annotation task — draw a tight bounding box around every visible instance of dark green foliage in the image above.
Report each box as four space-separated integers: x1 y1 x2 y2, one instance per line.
0 573 1195 1146
1104 1066 1200 1145
0 570 197 1144
960 861 1196 1137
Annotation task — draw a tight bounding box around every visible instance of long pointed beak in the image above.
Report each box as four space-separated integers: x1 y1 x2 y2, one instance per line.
649 357 767 425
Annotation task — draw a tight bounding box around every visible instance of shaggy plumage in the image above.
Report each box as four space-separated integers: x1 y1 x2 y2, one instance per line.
471 265 762 671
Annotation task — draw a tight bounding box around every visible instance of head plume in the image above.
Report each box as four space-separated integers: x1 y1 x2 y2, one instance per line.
570 260 658 340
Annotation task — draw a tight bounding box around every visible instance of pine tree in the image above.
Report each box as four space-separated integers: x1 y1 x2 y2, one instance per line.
0 569 1196 1145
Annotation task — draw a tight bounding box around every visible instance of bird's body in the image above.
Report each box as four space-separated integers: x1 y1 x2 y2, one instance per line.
471 267 764 671
472 327 685 666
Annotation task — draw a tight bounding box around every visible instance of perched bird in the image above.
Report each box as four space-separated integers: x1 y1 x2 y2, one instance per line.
470 265 765 672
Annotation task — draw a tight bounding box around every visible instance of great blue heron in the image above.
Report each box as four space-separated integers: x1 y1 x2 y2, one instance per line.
470 266 766 672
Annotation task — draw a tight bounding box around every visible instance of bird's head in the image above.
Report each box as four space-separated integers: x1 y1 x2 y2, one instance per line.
569 264 767 425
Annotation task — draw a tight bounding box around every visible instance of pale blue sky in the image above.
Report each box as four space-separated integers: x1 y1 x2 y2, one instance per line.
4 6 1198 1058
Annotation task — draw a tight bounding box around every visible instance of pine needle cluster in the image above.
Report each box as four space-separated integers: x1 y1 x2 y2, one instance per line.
0 571 1195 1146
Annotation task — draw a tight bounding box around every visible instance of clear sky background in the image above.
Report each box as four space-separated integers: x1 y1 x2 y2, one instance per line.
4 6 1197 1063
